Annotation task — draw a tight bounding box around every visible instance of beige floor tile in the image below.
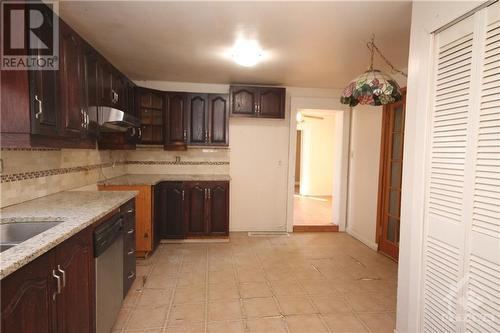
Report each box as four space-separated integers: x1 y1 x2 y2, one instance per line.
299 279 340 295
208 300 243 321
310 295 352 314
270 279 306 296
276 296 317 315
125 305 169 330
174 286 206 304
165 322 204 333
357 312 396 333
243 297 281 318
345 292 396 312
239 282 273 298
137 288 174 307
169 303 205 326
209 282 240 301
112 308 130 331
208 269 237 284
245 317 288 333
237 268 267 282
285 314 329 333
122 289 141 308
207 320 245 333
322 313 370 332
176 272 207 288
264 267 294 281
151 262 181 277
145 274 178 289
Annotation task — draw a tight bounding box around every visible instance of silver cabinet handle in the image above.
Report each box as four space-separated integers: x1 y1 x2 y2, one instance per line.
127 271 135 279
85 111 90 127
183 129 187 142
57 265 66 288
127 249 135 255
35 95 43 119
81 109 85 128
127 228 134 234
127 209 134 213
204 188 207 199
182 190 185 201
208 188 211 199
52 270 61 300
138 127 142 139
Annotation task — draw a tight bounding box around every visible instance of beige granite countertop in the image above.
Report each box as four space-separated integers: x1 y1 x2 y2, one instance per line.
98 174 231 186
0 190 137 279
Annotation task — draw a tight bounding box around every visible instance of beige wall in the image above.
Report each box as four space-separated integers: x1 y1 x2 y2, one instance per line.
346 105 383 250
299 112 336 196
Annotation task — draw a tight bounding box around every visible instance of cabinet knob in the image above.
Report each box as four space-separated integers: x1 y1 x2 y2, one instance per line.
34 95 43 119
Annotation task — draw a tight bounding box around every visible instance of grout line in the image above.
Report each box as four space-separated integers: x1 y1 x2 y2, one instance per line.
162 246 185 333
204 247 209 333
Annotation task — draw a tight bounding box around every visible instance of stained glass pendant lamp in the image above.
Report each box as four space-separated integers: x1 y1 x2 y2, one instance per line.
340 35 407 107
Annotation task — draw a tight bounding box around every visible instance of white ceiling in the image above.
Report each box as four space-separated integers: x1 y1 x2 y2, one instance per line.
59 1 412 89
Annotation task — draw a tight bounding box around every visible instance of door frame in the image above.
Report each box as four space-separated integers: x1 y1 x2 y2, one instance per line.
376 88 406 260
286 97 350 232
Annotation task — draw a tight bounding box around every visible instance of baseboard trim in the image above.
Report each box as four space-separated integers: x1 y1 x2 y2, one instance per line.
293 224 339 232
346 228 378 250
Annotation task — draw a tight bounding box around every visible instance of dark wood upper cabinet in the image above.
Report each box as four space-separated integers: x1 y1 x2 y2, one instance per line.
230 85 286 119
208 94 229 146
155 182 186 239
164 93 187 150
54 228 94 333
136 88 164 144
59 21 85 138
187 94 208 145
230 86 258 117
207 182 230 236
1 251 57 333
28 4 59 138
186 183 207 236
81 46 100 138
258 87 286 118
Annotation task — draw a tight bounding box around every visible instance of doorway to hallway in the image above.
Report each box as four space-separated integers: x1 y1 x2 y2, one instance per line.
293 110 338 232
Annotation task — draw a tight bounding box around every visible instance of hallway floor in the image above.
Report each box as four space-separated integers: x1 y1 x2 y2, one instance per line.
113 232 397 333
293 194 334 226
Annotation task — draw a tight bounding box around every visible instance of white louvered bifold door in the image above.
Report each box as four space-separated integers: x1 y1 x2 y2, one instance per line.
423 2 500 332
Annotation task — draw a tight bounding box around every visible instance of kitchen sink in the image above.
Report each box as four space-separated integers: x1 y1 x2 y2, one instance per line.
0 221 63 252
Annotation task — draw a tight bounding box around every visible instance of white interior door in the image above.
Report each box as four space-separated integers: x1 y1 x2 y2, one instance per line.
422 2 500 332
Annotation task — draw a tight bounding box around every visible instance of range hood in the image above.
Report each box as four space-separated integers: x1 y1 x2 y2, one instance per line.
98 107 141 132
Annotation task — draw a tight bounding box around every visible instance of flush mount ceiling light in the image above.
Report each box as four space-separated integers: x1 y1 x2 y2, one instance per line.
340 35 407 107
231 38 263 67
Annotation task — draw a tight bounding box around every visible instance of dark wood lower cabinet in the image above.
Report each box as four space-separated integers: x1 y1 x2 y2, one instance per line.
155 181 229 239
1 227 94 333
55 228 94 333
155 182 186 239
1 251 57 333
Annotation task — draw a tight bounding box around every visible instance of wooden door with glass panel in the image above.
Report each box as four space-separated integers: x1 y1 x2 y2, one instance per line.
377 89 406 261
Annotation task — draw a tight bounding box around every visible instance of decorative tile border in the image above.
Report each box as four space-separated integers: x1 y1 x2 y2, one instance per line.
1 147 61 152
126 160 230 166
1 160 230 183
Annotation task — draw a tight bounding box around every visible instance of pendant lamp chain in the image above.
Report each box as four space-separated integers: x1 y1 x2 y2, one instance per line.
367 34 407 78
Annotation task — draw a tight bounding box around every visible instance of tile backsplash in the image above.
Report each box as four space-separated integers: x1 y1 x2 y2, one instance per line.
0 147 230 208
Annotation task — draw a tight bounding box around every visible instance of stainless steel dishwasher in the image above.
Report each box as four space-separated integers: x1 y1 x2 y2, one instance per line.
94 215 124 333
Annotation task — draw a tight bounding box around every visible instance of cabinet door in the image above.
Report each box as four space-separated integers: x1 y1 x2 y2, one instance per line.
186 183 207 236
1 251 57 333
258 87 285 118
187 94 208 145
156 182 186 239
208 94 229 146
207 182 229 236
82 47 99 138
55 228 94 333
59 21 85 137
29 5 58 137
165 93 187 150
230 86 258 117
